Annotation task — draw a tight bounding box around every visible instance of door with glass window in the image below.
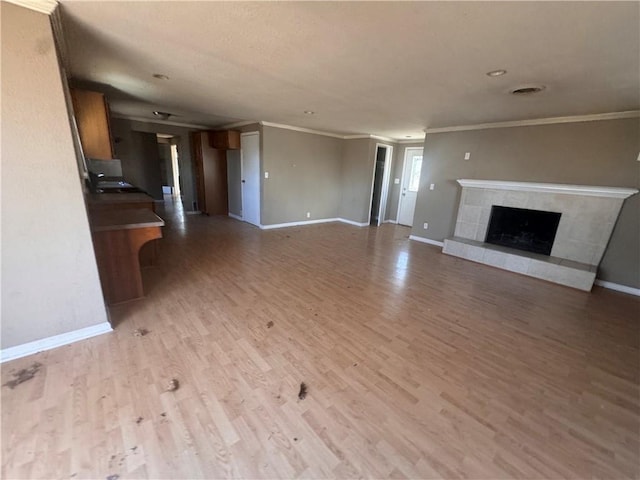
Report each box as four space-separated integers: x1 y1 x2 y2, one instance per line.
397 147 423 226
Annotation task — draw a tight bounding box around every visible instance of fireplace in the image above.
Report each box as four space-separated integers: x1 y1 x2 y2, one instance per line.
485 206 561 255
441 179 638 291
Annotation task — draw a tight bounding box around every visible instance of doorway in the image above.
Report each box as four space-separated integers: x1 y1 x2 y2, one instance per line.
240 132 261 227
369 144 393 226
397 147 423 226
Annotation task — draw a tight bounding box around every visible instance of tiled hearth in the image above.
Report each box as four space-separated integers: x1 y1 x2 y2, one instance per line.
443 180 638 291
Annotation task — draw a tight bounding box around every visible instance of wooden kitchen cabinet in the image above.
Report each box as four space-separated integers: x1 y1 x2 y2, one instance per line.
71 89 114 160
208 130 240 150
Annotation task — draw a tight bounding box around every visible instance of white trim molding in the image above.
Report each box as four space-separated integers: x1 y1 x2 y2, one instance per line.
1 322 113 363
260 218 340 230
260 121 345 139
259 218 371 230
220 120 259 129
228 212 243 221
4 0 57 14
409 235 444 247
594 280 640 297
426 111 640 134
457 179 638 199
338 218 369 227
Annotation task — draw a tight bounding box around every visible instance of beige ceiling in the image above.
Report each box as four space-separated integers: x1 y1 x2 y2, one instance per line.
59 1 639 139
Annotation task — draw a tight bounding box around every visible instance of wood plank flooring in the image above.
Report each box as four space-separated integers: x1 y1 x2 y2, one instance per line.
2 199 639 479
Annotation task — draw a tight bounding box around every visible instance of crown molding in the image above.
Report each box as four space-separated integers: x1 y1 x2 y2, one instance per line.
4 0 57 14
398 139 426 144
260 121 346 139
426 111 640 134
111 114 209 130
219 120 260 129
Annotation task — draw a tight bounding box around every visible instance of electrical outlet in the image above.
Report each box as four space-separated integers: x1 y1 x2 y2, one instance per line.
423 223 429 229
464 152 471 160
306 212 311 218
394 178 400 184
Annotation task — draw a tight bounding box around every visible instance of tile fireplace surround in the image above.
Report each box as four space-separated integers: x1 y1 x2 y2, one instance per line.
443 180 638 291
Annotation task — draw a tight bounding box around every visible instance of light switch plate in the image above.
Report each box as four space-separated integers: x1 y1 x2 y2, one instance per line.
394 178 400 184
429 184 435 190
464 152 471 160
264 171 269 179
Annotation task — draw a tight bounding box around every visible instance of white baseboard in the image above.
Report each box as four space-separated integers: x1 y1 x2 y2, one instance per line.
1 322 113 363
337 218 369 227
594 280 640 297
185 210 202 215
259 217 372 230
228 213 243 221
409 235 445 247
384 220 398 224
260 218 340 230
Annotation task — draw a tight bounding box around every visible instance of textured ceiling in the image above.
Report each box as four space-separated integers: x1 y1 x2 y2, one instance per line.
59 1 639 139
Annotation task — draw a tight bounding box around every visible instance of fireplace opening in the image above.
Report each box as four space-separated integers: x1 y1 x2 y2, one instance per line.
485 206 561 256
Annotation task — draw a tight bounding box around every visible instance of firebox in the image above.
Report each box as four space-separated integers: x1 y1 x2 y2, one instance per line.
485 206 561 256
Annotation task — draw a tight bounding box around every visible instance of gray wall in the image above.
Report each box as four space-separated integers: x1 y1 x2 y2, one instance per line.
111 119 164 199
339 138 373 223
226 149 242 216
110 118 199 210
412 118 640 288
1 3 108 349
261 126 343 225
385 142 424 222
158 142 173 187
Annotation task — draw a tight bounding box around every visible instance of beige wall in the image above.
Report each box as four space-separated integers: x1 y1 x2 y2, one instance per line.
412 118 640 288
261 126 343 225
1 3 108 349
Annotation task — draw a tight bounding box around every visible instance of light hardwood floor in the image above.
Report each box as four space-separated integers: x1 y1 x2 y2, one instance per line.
2 200 639 479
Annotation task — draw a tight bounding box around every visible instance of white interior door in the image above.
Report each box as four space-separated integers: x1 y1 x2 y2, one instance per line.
397 147 423 226
241 132 260 227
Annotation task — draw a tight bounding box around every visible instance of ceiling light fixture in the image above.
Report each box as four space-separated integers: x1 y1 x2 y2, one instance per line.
153 111 173 120
152 73 170 80
304 110 316 115
510 84 546 95
486 69 507 77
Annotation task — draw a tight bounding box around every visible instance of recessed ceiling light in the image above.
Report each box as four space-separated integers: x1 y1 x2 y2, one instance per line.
152 73 169 80
510 84 546 95
153 111 173 120
304 110 316 115
486 69 507 77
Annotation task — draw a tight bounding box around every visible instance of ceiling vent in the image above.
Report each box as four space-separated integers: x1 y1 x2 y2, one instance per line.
510 85 546 95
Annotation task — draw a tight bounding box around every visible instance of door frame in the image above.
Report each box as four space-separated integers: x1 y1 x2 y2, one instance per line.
396 146 424 225
240 131 261 226
367 143 394 227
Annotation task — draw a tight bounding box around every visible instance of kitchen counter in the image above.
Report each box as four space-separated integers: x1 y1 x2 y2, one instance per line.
90 208 164 305
90 208 164 232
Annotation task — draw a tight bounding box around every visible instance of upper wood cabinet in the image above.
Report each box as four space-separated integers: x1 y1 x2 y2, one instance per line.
208 130 240 150
70 89 114 160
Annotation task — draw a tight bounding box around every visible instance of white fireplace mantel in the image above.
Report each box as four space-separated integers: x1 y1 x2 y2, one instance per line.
457 179 638 199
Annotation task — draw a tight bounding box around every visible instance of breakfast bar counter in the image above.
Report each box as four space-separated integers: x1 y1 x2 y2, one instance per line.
90 208 164 305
